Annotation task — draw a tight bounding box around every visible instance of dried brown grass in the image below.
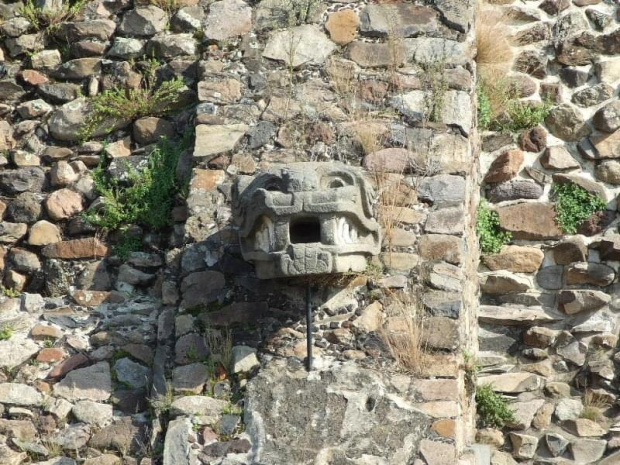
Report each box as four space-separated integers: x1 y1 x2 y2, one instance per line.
478 67 515 123
475 6 514 78
373 171 417 248
204 327 233 372
379 291 429 374
136 0 185 13
581 390 611 423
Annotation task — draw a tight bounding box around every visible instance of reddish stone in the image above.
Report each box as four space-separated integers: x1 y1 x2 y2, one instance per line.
484 149 524 184
72 290 121 307
45 189 84 220
34 380 52 394
520 127 547 153
431 419 456 439
359 80 390 103
37 348 67 363
325 9 360 45
31 325 63 340
20 69 49 86
207 155 230 169
38 414 56 433
47 353 89 379
191 169 226 191
578 210 616 236
497 203 563 240
42 238 109 259
363 148 414 173
203 426 218 444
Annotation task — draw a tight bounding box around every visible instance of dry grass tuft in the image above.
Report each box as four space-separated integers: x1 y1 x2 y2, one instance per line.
204 327 233 373
379 291 429 374
136 0 185 13
478 68 515 125
357 124 389 155
475 7 513 78
373 171 417 248
581 390 610 423
149 381 175 413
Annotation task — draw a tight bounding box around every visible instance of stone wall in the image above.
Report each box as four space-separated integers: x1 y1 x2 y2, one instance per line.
7 0 617 463
0 0 484 464
476 0 620 464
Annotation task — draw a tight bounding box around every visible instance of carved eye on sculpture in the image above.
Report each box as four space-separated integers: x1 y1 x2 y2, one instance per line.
321 172 354 189
264 180 282 192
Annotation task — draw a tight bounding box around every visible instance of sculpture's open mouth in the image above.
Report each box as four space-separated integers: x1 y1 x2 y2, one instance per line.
253 214 364 252
233 163 381 279
290 217 321 244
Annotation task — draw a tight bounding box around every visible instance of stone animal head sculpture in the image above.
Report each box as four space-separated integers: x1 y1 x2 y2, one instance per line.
232 162 381 279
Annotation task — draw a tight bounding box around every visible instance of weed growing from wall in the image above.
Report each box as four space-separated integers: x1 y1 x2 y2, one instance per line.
379 291 428 375
476 384 515 428
422 60 448 124
500 99 553 133
0 325 14 341
552 182 607 234
475 7 513 78
476 201 512 254
477 84 492 130
141 0 183 14
0 286 20 298
477 81 553 133
113 236 144 261
79 61 185 141
19 0 88 32
84 134 191 234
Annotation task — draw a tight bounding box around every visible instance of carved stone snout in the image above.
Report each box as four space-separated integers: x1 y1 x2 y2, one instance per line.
232 163 381 279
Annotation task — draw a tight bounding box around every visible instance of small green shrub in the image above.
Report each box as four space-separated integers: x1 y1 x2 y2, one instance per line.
0 325 14 341
113 236 143 261
477 201 512 254
286 0 321 25
476 384 515 428
0 286 20 298
83 135 190 232
19 0 88 32
422 61 448 124
552 182 607 234
79 62 184 141
477 80 553 133
477 84 492 131
501 99 553 133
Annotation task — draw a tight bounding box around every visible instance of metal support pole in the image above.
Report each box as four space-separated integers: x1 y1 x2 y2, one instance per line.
306 283 313 372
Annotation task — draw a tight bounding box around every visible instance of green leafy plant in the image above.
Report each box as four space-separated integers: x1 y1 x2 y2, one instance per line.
143 0 183 14
113 236 143 261
149 382 175 413
79 61 184 141
0 286 20 298
552 182 607 234
83 135 190 233
477 201 512 254
476 384 515 428
0 325 14 341
422 60 448 124
501 99 553 133
19 0 88 32
477 79 553 133
477 84 492 130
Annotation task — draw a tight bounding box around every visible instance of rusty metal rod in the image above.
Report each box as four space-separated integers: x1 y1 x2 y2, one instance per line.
306 283 312 371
